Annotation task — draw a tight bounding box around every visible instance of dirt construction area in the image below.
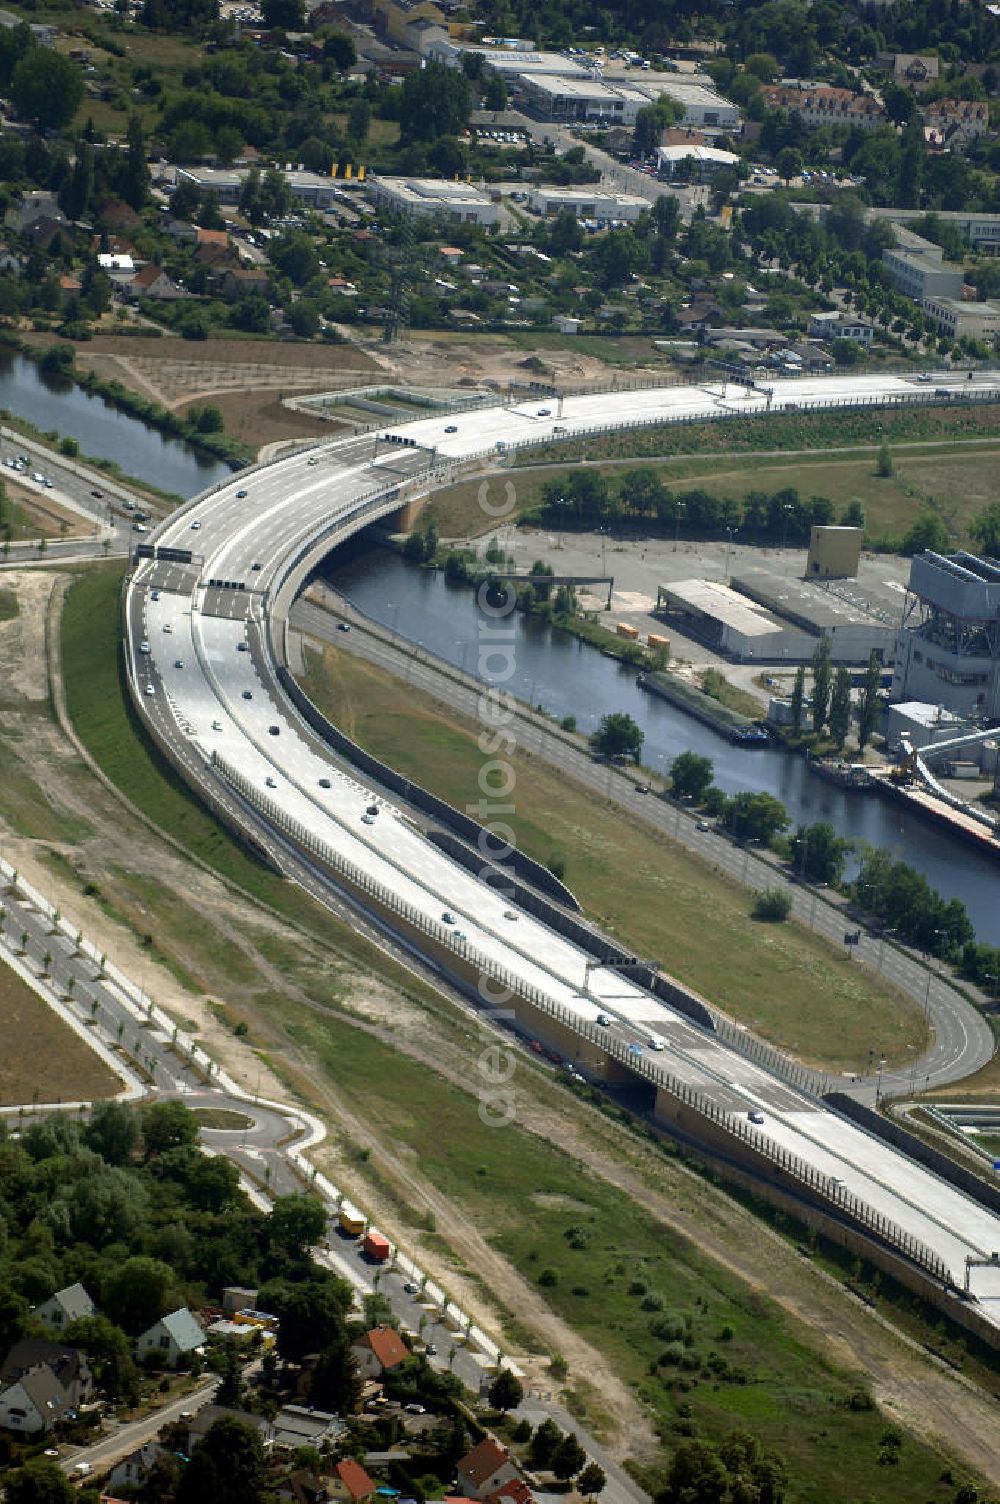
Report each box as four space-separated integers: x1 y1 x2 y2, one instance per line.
61 329 669 453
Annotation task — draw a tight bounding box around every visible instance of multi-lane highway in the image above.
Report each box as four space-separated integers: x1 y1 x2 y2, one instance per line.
128 372 1000 1327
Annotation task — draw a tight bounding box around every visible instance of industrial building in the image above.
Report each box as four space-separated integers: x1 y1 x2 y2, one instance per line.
527 185 648 221
172 166 344 210
519 73 652 125
891 551 1000 720
366 176 499 225
656 566 896 664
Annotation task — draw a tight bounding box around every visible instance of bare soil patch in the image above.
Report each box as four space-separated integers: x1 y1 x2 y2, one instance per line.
183 389 344 451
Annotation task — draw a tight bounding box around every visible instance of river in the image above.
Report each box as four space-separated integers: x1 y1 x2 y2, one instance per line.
328 548 1000 944
0 350 231 496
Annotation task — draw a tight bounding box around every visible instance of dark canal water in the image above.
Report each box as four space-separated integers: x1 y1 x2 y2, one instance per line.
329 548 1000 944
0 350 231 496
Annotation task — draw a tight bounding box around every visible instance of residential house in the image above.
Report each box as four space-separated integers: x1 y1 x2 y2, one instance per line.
4 192 66 235
24 217 71 252
280 1472 330 1504
486 1481 533 1504
187 1404 273 1452
34 1284 94 1334
0 1366 73 1434
1 1340 92 1406
195 226 230 252
329 1458 376 1504
99 200 142 233
221 266 269 300
350 1327 409 1381
892 53 940 88
456 1440 521 1502
924 98 990 147
130 263 187 300
327 275 358 295
59 273 82 295
759 83 884 131
808 310 874 345
107 1443 167 1493
272 1404 344 1450
135 1308 204 1368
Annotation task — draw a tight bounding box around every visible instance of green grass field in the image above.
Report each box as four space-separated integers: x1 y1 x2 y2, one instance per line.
421 439 1000 543
276 1001 975 1504
0 955 120 1106
299 643 925 1073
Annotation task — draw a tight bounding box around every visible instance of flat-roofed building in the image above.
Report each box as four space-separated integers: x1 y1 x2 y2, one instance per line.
367 176 499 225
173 166 343 210
519 73 651 125
656 143 740 179
921 296 1000 341
882 243 965 302
528 185 648 221
731 566 897 663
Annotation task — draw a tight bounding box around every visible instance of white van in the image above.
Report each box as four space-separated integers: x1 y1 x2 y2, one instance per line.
646 1033 666 1051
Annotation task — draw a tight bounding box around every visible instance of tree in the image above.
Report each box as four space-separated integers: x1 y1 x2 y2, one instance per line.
670 751 714 802
577 1463 607 1498
789 665 806 735
551 1433 587 1482
829 665 852 748
722 791 788 845
483 72 507 111
399 62 470 143
260 1275 352 1363
876 441 893 478
348 97 371 141
261 0 304 28
590 712 643 763
309 1330 363 1413
11 50 84 132
267 1193 326 1258
177 1416 268 1504
4 1459 74 1504
857 651 882 751
64 1314 140 1404
810 637 832 734
123 114 150 210
323 31 356 69
85 1100 141 1165
970 499 1000 558
776 146 802 185
106 1257 180 1335
902 511 948 554
529 1419 563 1468
488 1367 524 1412
790 822 851 885
142 1100 199 1156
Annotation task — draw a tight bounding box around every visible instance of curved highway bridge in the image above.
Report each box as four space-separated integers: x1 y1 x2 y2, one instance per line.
127 371 1000 1337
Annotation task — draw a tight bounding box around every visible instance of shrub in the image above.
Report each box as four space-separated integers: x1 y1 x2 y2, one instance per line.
753 887 792 922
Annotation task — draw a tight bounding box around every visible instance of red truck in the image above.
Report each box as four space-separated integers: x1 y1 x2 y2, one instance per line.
364 1231 391 1263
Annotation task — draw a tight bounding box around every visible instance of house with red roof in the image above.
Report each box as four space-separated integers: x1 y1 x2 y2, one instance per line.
456 1440 521 1502
329 1458 376 1504
350 1326 410 1380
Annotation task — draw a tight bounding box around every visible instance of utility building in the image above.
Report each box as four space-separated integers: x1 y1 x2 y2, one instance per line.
891 550 1000 720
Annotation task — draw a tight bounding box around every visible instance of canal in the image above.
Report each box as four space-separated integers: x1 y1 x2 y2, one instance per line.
329 547 1000 944
0 350 231 497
